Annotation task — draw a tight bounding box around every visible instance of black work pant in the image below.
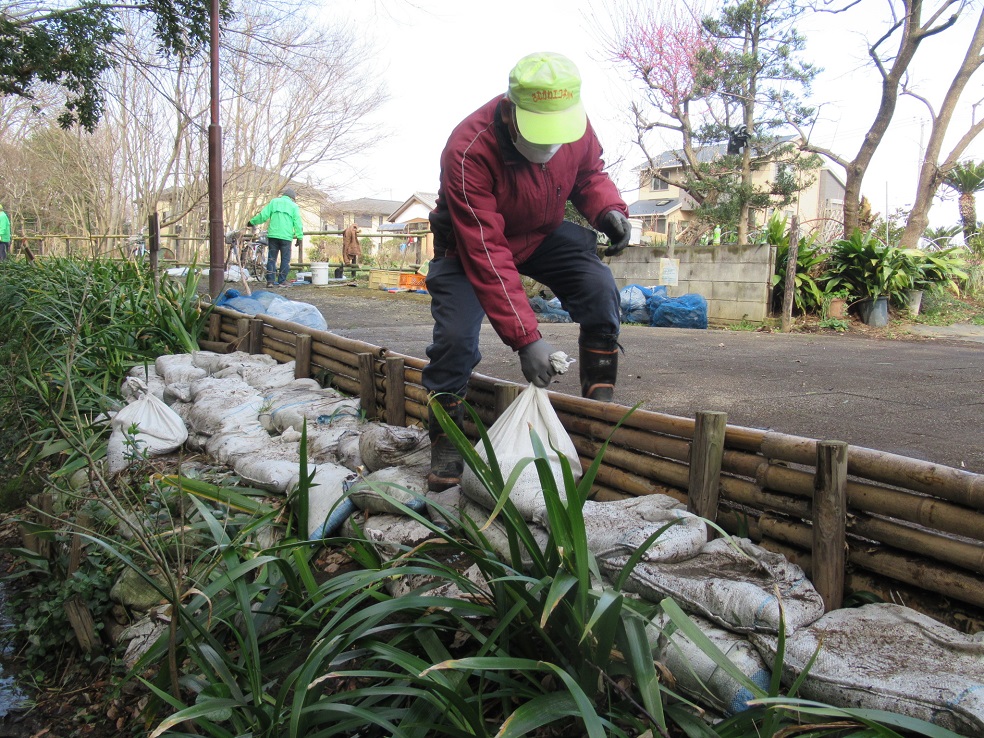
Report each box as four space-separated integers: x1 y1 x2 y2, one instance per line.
422 221 620 395
266 237 292 285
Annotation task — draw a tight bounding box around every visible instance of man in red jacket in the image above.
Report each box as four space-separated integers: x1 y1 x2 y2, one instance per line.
424 51 631 491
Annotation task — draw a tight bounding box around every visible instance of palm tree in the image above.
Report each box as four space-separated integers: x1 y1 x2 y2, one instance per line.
941 160 984 242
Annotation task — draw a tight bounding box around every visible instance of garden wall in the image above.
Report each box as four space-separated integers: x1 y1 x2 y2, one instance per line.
205 306 984 631
606 243 776 324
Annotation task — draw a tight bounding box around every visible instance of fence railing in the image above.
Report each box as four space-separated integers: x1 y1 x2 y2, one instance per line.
205 305 984 631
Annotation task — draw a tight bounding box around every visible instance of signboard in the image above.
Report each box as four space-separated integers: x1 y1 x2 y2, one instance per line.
659 258 680 286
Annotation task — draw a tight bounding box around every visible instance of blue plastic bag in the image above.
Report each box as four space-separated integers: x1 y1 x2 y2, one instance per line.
530 296 572 323
620 284 661 323
650 293 708 329
216 289 329 331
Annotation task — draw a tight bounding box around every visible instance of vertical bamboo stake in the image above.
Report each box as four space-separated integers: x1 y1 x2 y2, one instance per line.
148 211 160 283
814 440 848 611
667 222 676 258
494 383 521 418
236 317 250 351
36 493 54 561
384 356 406 426
249 317 263 354
208 313 222 342
358 353 378 420
688 411 727 538
781 215 800 333
295 334 312 379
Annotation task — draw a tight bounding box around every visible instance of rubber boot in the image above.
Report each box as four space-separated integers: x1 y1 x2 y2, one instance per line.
580 346 618 402
427 395 465 492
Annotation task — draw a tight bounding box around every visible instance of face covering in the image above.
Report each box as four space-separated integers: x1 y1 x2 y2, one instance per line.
512 131 562 163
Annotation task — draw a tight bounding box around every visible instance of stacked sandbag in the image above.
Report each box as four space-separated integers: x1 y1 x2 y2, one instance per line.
603 537 826 634
751 603 984 735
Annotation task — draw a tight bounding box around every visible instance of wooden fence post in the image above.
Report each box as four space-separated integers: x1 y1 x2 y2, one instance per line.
295 334 312 379
688 411 727 537
148 211 160 277
494 383 521 418
813 440 848 612
358 353 378 420
236 317 250 352
384 356 406 426
781 215 800 333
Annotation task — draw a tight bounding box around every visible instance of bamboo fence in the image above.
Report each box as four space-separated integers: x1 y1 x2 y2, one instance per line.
205 305 984 630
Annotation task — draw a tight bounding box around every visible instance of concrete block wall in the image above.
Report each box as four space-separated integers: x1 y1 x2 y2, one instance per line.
605 243 776 324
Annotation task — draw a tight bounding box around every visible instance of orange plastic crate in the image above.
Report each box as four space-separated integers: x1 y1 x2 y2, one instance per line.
399 272 427 290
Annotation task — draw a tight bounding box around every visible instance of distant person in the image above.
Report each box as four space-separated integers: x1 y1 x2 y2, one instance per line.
423 51 630 491
0 203 10 261
342 223 362 275
248 187 304 287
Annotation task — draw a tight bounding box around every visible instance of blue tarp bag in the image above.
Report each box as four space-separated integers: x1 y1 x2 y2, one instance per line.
530 296 572 323
644 285 669 318
620 284 657 323
650 293 708 329
216 289 329 331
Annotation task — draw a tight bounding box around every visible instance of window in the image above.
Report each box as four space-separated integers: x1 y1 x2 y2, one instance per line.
649 170 669 192
656 217 667 234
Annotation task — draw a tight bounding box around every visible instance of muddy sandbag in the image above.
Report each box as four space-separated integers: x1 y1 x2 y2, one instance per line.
603 537 825 634
234 458 300 494
184 379 264 436
305 419 364 463
651 611 771 716
348 466 428 515
357 423 430 471
461 385 580 520
155 354 208 384
340 512 435 559
536 496 705 563
215 360 296 390
259 384 361 434
751 603 984 735
204 427 273 466
335 430 363 471
460 497 550 568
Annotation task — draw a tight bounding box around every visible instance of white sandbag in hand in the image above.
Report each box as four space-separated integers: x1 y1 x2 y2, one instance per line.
461 384 580 520
108 378 189 473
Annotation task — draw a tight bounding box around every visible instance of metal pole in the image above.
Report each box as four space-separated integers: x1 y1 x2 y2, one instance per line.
207 0 225 299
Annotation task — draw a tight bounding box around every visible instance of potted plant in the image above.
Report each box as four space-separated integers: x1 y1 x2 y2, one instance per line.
820 286 853 320
824 229 911 327
901 246 969 314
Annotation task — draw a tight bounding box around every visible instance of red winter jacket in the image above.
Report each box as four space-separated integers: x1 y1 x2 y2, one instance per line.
429 96 628 351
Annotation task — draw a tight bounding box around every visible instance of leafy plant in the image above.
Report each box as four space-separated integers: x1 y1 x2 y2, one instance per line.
771 227 828 314
902 246 969 295
824 229 912 305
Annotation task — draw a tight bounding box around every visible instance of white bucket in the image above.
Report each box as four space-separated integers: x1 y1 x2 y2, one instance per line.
310 262 331 286
628 218 644 246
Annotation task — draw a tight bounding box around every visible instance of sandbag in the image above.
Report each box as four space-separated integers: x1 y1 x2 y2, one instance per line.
335 430 363 471
305 420 365 463
460 496 550 568
259 384 360 433
651 611 771 717
215 361 296 390
536 495 705 563
107 379 189 474
155 354 208 384
603 537 825 634
347 466 428 515
358 423 430 471
125 364 166 402
306 463 357 539
751 603 984 735
461 384 580 520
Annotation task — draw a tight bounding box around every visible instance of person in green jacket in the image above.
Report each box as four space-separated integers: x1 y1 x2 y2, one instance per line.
248 187 304 287
0 203 10 261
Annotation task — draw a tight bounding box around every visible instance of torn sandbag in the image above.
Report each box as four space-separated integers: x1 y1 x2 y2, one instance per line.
535 495 706 563
124 364 166 402
603 537 825 634
461 384 580 520
358 423 430 471
751 603 984 736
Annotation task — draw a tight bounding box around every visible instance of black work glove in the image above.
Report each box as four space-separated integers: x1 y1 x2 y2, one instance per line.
601 210 631 256
295 237 303 247
518 339 557 388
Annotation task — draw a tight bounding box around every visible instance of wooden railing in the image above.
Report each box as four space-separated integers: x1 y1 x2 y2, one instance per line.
205 305 984 631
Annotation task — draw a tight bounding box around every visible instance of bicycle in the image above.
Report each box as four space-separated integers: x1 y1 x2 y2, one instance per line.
224 227 268 282
125 234 177 262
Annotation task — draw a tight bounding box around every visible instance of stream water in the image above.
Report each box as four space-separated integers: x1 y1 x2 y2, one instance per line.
0 583 27 719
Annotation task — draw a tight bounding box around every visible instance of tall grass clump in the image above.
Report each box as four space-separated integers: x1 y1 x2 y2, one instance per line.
0 256 210 507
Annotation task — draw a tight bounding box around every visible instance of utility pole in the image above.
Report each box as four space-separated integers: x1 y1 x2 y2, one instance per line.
207 0 225 299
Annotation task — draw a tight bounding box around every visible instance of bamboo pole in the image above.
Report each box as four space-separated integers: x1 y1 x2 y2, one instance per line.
295 334 312 379
495 383 521 417
813 441 848 611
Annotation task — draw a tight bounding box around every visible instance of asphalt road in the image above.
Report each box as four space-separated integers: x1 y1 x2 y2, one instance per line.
281 283 984 474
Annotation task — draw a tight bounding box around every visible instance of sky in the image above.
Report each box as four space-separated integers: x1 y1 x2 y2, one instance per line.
329 0 984 229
